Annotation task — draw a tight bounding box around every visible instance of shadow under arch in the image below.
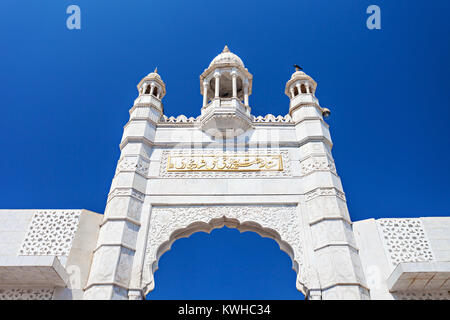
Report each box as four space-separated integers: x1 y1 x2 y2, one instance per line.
139 206 320 299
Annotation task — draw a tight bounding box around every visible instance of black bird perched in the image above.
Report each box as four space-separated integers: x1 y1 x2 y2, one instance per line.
294 64 303 71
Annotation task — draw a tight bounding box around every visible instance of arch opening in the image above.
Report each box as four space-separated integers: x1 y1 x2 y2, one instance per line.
141 213 312 299
209 72 244 100
300 84 306 94
147 222 304 300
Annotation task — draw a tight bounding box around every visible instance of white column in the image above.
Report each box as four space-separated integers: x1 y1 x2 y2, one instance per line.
214 72 220 98
150 83 155 96
231 71 237 98
243 81 249 106
290 87 295 98
202 81 209 107
295 82 301 95
306 83 311 94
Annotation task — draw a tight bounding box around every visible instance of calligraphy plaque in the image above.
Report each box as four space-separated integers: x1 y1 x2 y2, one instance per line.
166 154 284 172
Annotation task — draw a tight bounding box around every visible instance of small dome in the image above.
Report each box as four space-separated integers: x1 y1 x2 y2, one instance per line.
209 45 244 68
284 68 317 97
289 70 307 80
145 67 161 80
137 67 166 99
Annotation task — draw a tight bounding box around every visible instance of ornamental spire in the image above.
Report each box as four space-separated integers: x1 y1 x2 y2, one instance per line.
154 67 158 73
222 45 230 53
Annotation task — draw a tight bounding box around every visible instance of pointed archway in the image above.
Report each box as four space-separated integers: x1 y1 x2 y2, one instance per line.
146 226 305 299
128 205 322 300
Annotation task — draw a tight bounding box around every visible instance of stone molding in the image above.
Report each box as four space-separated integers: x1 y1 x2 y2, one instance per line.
107 187 145 203
161 115 198 123
158 114 294 125
115 155 150 177
252 114 292 124
305 187 346 202
299 155 336 176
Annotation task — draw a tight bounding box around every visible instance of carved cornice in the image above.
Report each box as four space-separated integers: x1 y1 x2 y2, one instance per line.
119 136 155 150
299 155 337 177
305 187 346 202
107 187 145 203
157 114 294 125
114 155 150 177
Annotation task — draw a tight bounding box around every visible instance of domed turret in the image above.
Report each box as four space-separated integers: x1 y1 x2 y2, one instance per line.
285 66 327 122
133 68 166 115
285 67 317 98
200 46 252 106
208 45 245 68
198 46 254 137
137 68 166 100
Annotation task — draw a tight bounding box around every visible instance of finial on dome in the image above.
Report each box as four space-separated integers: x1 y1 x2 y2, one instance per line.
223 45 230 53
294 64 303 72
154 67 158 73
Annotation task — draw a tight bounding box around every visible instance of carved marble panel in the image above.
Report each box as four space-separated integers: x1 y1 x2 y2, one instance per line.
107 188 145 203
159 150 292 178
0 287 54 300
115 156 150 176
305 187 346 202
377 218 434 266
299 155 336 176
19 210 81 256
393 291 450 300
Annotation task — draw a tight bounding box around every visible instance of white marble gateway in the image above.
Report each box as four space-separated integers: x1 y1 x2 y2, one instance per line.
0 47 448 300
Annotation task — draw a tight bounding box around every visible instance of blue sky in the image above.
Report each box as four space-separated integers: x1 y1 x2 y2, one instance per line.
0 1 449 299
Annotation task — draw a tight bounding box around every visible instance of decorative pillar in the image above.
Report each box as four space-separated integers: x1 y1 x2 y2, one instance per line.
290 87 295 98
306 83 311 94
243 81 249 106
231 71 237 98
214 72 220 98
149 83 155 96
202 81 209 107
296 82 302 95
